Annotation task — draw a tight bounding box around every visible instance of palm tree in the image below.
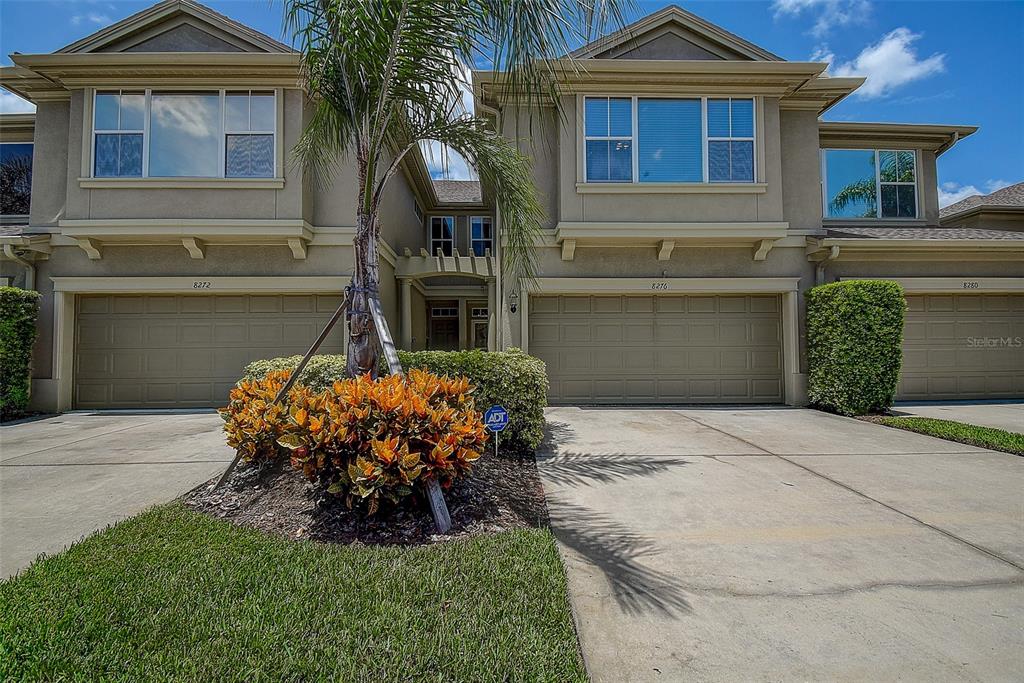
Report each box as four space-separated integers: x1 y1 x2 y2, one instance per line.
283 0 626 378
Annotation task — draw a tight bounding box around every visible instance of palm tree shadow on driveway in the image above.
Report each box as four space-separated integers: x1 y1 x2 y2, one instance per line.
537 419 694 618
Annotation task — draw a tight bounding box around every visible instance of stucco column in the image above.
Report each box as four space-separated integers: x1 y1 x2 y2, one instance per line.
457 299 468 350
486 278 496 352
399 278 413 350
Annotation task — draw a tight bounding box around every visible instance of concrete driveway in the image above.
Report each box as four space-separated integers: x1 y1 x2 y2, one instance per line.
539 407 1024 682
1 412 233 578
894 401 1023 433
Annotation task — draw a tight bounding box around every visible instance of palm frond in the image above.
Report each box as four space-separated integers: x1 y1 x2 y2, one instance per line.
830 179 878 218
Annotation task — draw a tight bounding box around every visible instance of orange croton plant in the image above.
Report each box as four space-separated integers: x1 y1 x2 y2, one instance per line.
220 369 488 514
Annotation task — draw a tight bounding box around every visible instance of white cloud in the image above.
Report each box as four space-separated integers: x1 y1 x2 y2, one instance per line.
420 139 476 181
938 179 1013 208
825 28 945 99
0 89 35 114
71 12 111 26
772 0 871 38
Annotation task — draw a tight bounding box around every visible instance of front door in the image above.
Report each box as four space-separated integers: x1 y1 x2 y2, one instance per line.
429 317 459 350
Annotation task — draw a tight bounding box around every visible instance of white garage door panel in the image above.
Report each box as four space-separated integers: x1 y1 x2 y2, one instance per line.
531 295 783 404
75 294 344 409
898 294 1024 400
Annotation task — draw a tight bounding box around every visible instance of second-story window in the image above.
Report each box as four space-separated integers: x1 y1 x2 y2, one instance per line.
430 216 455 256
707 98 754 182
92 89 276 179
583 96 756 184
225 90 276 178
0 142 33 216
584 97 633 182
822 149 918 219
94 90 144 177
471 216 492 256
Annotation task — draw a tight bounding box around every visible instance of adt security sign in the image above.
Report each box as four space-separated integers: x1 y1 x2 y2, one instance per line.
484 405 509 432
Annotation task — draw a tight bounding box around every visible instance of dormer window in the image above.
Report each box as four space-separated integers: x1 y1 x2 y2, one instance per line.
583 96 757 184
822 149 918 219
92 89 277 179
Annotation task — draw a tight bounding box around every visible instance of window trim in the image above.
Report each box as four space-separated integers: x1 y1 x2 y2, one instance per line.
581 95 759 185
820 148 920 221
89 88 279 181
429 215 455 256
470 215 493 256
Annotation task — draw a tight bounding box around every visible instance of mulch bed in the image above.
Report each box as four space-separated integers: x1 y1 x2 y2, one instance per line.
184 450 549 546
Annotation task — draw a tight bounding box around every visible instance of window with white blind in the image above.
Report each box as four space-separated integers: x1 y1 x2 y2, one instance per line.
583 96 757 184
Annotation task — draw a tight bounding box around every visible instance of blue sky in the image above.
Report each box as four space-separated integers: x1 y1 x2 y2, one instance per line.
1 0 1021 205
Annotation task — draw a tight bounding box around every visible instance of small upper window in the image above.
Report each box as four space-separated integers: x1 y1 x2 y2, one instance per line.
0 142 33 215
470 216 493 256
823 149 917 219
94 90 144 177
584 97 633 182
430 216 455 256
225 90 275 178
707 98 754 183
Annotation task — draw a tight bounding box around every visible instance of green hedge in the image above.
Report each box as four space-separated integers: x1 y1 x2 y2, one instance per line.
806 280 906 416
242 348 548 454
0 286 41 418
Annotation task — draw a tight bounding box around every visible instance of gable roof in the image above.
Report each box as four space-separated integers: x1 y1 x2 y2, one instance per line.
939 182 1024 219
570 4 781 62
57 0 294 54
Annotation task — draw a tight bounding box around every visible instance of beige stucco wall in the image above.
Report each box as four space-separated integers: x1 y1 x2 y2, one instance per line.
779 110 822 232
29 100 71 227
502 105 559 230
828 259 1024 280
23 243 354 384
63 88 307 221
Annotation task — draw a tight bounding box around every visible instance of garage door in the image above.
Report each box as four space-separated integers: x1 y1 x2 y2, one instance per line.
75 294 344 409
899 294 1024 400
530 294 783 403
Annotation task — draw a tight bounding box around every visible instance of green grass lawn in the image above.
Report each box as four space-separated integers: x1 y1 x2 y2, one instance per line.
0 504 586 682
879 417 1024 456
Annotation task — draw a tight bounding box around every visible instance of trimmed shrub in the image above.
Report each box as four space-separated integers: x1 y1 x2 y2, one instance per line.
0 286 41 418
220 369 488 514
806 280 906 416
240 348 548 453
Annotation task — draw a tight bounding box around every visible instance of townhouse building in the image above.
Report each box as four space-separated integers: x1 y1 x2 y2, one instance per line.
2 1 1021 411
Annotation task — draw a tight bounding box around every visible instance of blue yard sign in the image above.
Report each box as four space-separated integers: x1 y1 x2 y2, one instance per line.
484 405 509 433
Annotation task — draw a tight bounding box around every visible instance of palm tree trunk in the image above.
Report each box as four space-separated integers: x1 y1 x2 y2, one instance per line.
346 207 381 378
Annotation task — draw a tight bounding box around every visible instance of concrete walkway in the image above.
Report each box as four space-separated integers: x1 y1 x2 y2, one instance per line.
1 412 233 578
539 406 1024 682
894 401 1023 433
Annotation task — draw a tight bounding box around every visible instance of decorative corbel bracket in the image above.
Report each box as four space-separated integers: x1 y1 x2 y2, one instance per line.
75 237 102 260
753 238 775 261
287 237 307 260
561 238 576 261
182 237 206 260
657 239 676 261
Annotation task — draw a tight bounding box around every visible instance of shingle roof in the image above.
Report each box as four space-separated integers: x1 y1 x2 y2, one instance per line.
825 226 1024 240
939 182 1024 218
432 180 482 205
